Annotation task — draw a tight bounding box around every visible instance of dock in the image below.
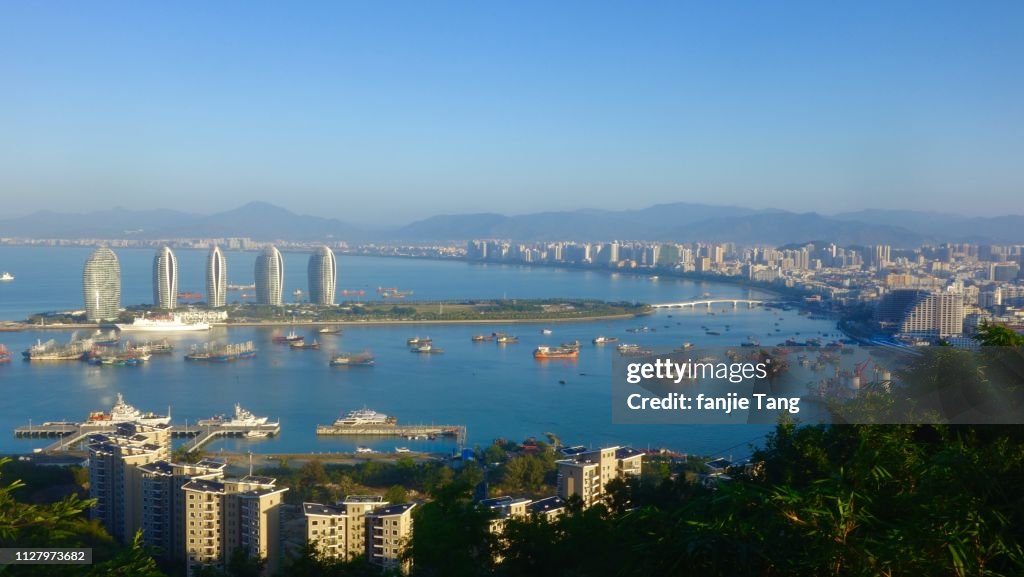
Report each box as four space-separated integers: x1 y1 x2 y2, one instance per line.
316 424 466 444
14 421 281 454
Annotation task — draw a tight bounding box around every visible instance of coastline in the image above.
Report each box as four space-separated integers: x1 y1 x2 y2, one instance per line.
0 311 647 331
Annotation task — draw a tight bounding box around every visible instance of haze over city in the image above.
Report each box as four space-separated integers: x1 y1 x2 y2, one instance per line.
2 1 1023 224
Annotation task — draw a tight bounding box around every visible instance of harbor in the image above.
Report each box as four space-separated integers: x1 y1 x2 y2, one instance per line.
13 420 282 454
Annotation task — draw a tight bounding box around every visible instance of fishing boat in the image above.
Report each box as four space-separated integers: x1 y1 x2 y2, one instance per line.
412 343 444 354
541 329 553 335
272 330 304 344
22 334 94 361
592 336 619 345
471 334 495 342
330 352 375 366
290 339 321 350
318 326 343 335
496 335 519 344
407 336 432 346
93 329 120 347
394 447 411 453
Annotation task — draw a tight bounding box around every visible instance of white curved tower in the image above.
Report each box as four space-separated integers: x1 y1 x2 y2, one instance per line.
255 246 284 306
307 246 337 305
83 247 121 321
152 246 178 310
206 245 227 307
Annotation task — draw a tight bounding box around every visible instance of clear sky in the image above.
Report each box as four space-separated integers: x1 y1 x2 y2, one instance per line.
1 1 1022 225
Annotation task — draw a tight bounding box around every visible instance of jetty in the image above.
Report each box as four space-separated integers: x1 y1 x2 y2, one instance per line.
14 421 281 454
316 423 466 444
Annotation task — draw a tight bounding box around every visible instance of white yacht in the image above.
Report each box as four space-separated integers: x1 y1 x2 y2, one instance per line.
333 409 397 427
87 393 171 426
198 403 271 427
116 313 210 332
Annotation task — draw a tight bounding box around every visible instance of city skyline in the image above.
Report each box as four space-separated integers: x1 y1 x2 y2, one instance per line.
2 2 1023 224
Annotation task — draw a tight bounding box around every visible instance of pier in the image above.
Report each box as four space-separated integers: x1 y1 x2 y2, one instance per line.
14 421 281 454
316 424 466 445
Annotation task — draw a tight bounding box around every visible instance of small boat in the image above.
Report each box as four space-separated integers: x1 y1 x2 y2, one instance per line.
541 329 552 335
246 430 270 439
273 330 304 344
395 447 411 453
0 344 10 364
592 336 619 345
496 335 519 344
318 326 343 335
413 343 444 354
471 334 495 342
0 272 13 281
330 352 375 366
290 339 321 350
356 446 375 454
560 340 581 351
407 336 432 346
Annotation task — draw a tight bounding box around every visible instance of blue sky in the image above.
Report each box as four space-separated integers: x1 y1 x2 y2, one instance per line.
1 1 1022 224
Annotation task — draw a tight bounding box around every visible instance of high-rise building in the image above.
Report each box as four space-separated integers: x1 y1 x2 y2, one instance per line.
182 475 287 576
88 422 172 543
304 496 416 574
206 245 227 308
138 459 227 561
83 247 121 321
153 246 178 310
555 446 643 508
307 246 337 305
254 246 284 306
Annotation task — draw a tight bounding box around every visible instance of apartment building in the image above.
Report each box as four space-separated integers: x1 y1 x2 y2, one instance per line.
181 475 287 576
555 446 643 508
304 496 415 573
137 459 228 561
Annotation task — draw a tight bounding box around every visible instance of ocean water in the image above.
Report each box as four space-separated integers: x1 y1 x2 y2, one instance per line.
0 247 838 457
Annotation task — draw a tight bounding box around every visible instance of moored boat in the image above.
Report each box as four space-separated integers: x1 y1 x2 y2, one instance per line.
533 345 579 359
333 409 397 427
272 330 304 344
87 393 170 425
330 352 375 366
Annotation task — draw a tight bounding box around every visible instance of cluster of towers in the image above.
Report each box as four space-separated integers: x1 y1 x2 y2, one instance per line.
81 245 338 321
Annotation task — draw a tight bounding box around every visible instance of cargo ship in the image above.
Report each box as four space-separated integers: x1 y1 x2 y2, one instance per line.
116 314 210 332
330 352 375 366
533 345 579 359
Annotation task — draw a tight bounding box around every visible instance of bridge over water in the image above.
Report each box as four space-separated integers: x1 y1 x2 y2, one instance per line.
651 299 765 309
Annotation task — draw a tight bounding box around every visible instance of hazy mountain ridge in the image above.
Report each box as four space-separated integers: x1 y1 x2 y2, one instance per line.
2 202 1024 246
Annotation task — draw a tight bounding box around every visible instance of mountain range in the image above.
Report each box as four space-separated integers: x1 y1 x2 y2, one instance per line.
2 201 1023 247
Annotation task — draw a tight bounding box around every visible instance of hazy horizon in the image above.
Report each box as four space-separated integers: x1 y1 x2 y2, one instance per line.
2 2 1022 225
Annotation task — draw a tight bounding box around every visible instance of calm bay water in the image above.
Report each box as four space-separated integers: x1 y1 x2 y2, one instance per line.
0 247 839 457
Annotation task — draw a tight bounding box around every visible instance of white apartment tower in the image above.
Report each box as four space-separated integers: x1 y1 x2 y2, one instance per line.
254 246 284 306
83 247 121 321
307 246 337 305
206 245 227 308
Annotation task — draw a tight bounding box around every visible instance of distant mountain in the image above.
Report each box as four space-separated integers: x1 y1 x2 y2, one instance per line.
833 209 1024 244
392 203 765 242
3 201 1024 246
0 202 374 242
